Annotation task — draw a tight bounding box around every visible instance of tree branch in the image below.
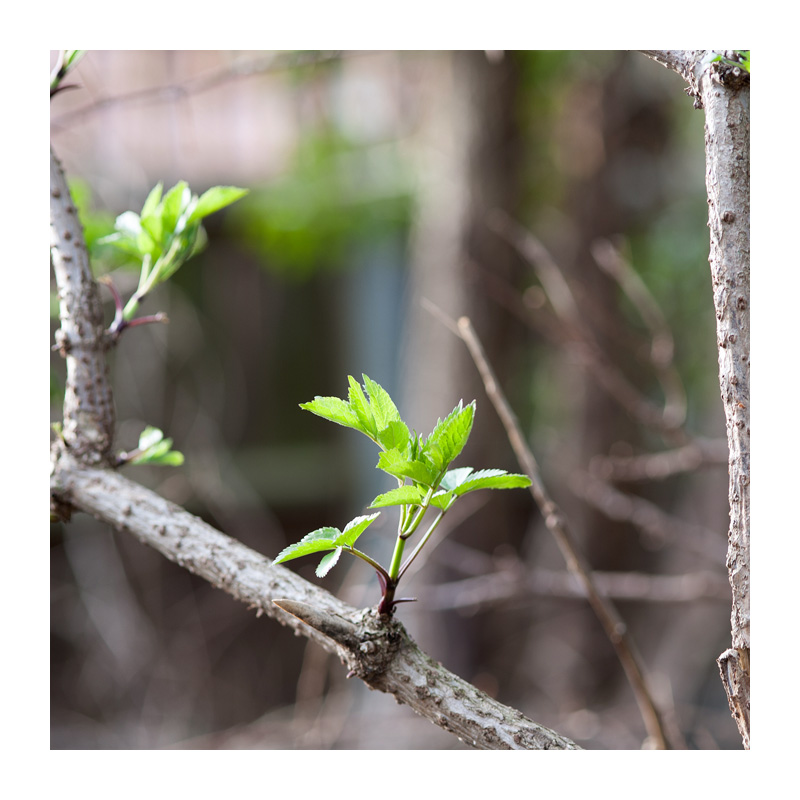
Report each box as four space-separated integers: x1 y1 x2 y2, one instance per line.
50 462 580 750
640 48 750 749
50 147 115 465
50 51 359 131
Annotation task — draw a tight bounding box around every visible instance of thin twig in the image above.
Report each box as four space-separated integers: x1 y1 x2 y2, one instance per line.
51 51 359 130
425 300 681 749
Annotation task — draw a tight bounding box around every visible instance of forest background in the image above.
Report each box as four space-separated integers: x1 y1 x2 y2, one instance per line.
46 48 764 754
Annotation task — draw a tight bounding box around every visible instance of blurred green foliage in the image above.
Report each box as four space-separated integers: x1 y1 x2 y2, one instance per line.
229 127 413 280
67 179 118 257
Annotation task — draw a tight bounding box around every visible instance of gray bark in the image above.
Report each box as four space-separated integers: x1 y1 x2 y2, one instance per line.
50 148 115 464
641 49 750 749
51 460 579 750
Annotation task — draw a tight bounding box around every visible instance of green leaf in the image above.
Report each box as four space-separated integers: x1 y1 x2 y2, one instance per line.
153 451 185 466
369 485 426 508
187 186 249 225
130 426 185 466
362 375 402 430
138 425 165 451
300 396 363 432
439 466 475 491
140 182 164 219
376 419 410 452
273 513 379 571
423 400 475 473
112 210 143 239
272 527 341 565
429 466 474 510
348 375 377 438
139 214 163 254
316 548 342 577
377 449 436 486
430 489 456 511
161 181 191 235
453 469 532 496
336 512 380 547
157 223 203 282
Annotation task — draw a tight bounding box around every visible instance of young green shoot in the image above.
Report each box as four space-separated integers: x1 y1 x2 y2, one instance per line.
272 375 531 616
99 181 248 327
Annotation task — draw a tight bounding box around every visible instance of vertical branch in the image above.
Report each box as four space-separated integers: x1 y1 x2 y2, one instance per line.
641 49 750 748
700 63 750 750
50 147 115 464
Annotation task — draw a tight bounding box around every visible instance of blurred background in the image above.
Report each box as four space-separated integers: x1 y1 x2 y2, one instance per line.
50 50 735 749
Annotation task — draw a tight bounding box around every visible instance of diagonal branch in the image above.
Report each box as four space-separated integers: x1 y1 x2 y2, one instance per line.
590 238 687 430
50 51 358 131
487 212 688 440
425 303 682 749
50 462 580 750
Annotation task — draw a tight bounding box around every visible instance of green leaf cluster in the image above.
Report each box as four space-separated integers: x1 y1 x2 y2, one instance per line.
300 375 483 490
276 375 532 598
99 182 248 319
129 426 184 466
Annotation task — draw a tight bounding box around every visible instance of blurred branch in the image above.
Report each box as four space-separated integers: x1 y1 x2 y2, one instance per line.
51 51 358 130
589 437 728 482
486 211 687 441
639 48 750 749
590 238 687 429
426 303 681 750
430 566 730 610
570 470 724 561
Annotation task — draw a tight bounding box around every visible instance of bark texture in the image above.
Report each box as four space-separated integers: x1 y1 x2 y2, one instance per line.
701 62 750 751
641 50 750 749
51 462 579 750
50 148 115 464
